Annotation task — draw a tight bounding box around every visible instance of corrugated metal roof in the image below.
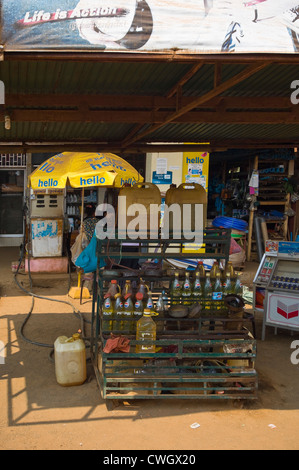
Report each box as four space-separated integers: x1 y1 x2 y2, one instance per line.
142 122 299 142
0 60 191 95
0 58 298 151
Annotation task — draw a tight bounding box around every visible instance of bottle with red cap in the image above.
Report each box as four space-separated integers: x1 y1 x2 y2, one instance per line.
106 279 120 299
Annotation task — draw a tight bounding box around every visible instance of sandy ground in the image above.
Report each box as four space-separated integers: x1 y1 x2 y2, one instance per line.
1 247 299 451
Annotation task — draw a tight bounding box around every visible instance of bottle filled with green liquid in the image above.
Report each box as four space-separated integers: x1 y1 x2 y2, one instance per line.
192 272 203 304
223 272 233 296
203 272 213 310
182 271 192 305
212 272 223 310
234 273 243 296
170 272 182 305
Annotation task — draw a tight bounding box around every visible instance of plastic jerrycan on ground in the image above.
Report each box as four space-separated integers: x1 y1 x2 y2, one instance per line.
118 182 161 235
165 182 207 232
54 333 87 386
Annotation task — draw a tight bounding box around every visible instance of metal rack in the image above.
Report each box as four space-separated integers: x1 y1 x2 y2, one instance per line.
90 228 258 403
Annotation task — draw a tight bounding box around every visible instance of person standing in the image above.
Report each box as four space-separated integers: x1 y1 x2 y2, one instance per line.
82 203 99 245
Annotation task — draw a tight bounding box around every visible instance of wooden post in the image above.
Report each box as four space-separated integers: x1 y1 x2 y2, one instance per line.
247 155 259 261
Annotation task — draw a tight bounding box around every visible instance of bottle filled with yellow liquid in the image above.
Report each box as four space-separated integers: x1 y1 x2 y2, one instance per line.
113 293 124 332
123 293 134 332
102 294 114 332
136 309 156 354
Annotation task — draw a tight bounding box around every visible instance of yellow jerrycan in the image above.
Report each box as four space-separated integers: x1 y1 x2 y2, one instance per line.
118 182 161 236
54 333 87 386
165 182 207 233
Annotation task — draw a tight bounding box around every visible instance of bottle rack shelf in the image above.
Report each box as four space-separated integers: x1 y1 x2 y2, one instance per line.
91 229 258 404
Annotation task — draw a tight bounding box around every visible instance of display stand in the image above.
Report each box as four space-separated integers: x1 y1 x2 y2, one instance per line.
253 243 299 340
91 228 258 404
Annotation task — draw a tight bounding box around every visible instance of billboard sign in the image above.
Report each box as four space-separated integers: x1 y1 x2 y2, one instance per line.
2 0 299 54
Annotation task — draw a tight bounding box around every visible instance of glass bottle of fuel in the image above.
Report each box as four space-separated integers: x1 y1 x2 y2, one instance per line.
223 272 233 295
234 273 243 296
102 294 114 332
145 291 154 312
113 293 124 331
213 272 223 310
203 272 213 310
123 293 134 332
132 292 144 333
170 271 182 304
182 271 192 305
161 289 169 312
136 308 156 354
192 272 203 304
155 292 165 333
137 279 149 308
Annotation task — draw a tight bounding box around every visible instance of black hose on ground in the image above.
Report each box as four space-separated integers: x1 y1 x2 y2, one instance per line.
14 209 91 362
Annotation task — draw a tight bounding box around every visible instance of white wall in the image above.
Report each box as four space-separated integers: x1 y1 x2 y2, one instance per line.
146 152 183 195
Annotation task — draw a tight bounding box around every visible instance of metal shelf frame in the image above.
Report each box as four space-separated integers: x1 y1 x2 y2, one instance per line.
90 228 258 403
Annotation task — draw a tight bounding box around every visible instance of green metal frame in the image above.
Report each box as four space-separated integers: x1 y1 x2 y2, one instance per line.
90 228 258 401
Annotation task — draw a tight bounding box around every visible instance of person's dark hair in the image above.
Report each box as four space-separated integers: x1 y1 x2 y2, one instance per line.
85 203 96 218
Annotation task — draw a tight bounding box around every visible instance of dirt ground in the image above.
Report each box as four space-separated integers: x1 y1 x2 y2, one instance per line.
1 246 299 451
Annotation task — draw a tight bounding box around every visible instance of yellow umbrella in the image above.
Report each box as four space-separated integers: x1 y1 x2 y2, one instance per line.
29 151 143 190
29 152 143 299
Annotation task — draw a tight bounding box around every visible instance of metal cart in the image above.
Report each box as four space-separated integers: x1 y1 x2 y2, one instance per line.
90 228 257 404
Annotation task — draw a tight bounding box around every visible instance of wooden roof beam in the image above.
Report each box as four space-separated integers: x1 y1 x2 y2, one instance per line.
121 62 269 148
4 94 293 110
4 108 299 124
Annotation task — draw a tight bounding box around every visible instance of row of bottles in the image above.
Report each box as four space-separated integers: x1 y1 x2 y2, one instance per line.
67 205 81 216
101 279 167 333
101 267 243 332
170 267 242 309
66 193 81 203
194 260 236 282
102 282 157 352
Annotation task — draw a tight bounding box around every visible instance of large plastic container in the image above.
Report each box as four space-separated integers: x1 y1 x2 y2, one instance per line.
54 333 86 386
165 183 207 232
118 182 161 235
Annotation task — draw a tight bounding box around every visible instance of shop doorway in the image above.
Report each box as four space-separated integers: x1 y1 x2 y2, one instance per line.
0 169 25 246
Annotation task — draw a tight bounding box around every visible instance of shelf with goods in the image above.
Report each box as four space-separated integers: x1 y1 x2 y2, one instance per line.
66 188 98 233
247 155 295 262
90 228 257 403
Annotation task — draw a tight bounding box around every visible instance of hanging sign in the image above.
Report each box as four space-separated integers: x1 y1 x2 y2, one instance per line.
152 171 172 185
182 151 209 191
